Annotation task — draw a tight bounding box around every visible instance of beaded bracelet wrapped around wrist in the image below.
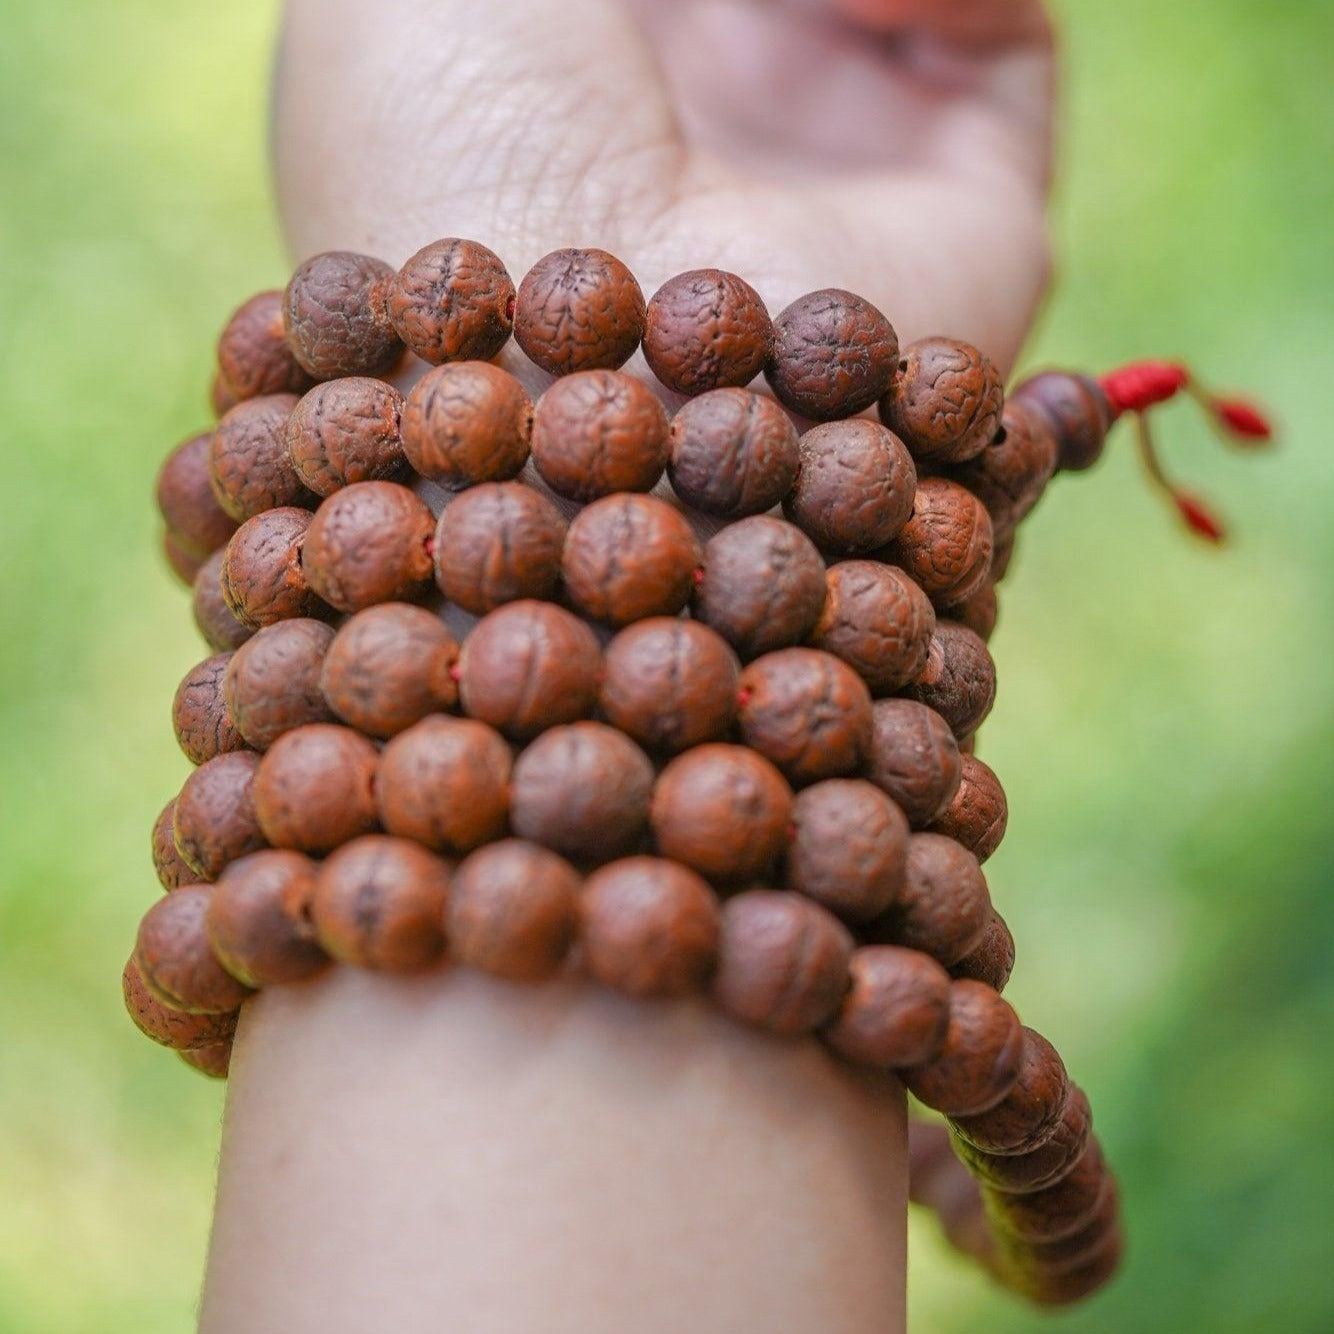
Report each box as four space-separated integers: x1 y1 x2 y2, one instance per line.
139 236 1273 1309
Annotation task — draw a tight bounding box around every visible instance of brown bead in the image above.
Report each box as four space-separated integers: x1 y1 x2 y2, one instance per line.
811 560 936 695
877 477 993 606
650 744 793 884
217 289 312 399
312 835 450 971
302 481 435 612
864 698 962 827
644 269 771 395
599 618 740 755
511 722 654 862
514 248 644 375
869 832 991 966
400 361 533 487
179 1041 233 1078
387 238 514 365
211 371 240 418
285 377 407 496
766 289 898 420
984 1139 1111 1243
693 515 826 660
457 600 602 741
209 393 310 521
221 507 322 628
580 856 719 997
950 909 1015 992
205 849 328 988
951 397 1059 533
320 603 458 738
1012 370 1112 473
377 715 512 853
822 944 952 1067
152 798 193 890
737 647 873 785
562 494 700 627
783 419 916 553
879 337 1003 465
530 370 669 500
193 549 254 651
223 618 337 750
163 531 205 585
123 957 238 1050
902 621 997 740
942 582 998 643
713 890 852 1035
173 652 245 765
903 978 1024 1116
929 753 1008 861
785 778 908 921
666 388 798 518
954 1085 1093 1195
1006 1223 1123 1306
284 251 403 379
991 529 1016 582
173 750 266 880
951 1028 1070 1155
135 885 254 1013
156 432 238 559
447 839 580 982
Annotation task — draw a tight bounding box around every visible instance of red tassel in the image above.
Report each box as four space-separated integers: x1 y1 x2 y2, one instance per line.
1172 492 1226 543
1099 360 1190 416
1208 396 1274 444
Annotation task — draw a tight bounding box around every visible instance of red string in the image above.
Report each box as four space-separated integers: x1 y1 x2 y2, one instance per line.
1099 360 1190 415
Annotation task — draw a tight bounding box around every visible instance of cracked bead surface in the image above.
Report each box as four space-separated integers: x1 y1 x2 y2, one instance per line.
217 289 313 401
153 798 193 891
193 549 254 651
221 507 321 628
284 251 403 379
877 477 993 606
952 1028 1070 1155
983 1139 1111 1243
953 1085 1092 1194
172 653 244 765
123 957 239 1050
644 269 771 395
285 377 407 495
902 621 997 740
210 393 310 521
135 885 254 1013
1012 370 1112 473
864 698 962 827
950 909 1016 992
879 337 1003 465
822 944 952 1068
223 618 336 750
951 397 1059 536
929 753 1008 861
173 750 265 880
156 432 238 560
387 238 515 365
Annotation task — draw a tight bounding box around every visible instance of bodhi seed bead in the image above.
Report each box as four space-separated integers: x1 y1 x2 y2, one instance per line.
172 653 245 765
221 507 322 628
285 377 407 496
163 532 205 586
953 1085 1093 1195
878 337 1004 465
193 549 254 651
179 1041 232 1079
984 1139 1111 1243
943 582 998 643
580 856 720 997
210 371 239 418
387 238 515 365
122 958 238 1050
823 945 952 1068
222 618 337 750
156 432 238 560
153 798 194 891
173 750 265 880
950 397 1059 535
1012 370 1112 473
950 909 1016 993
951 1028 1070 1156
513 248 644 375
135 885 254 1014
864 698 963 827
284 251 403 379
929 753 1008 862
209 393 311 521
643 269 772 396
320 603 458 738
877 477 993 607
217 289 313 401
902 621 997 741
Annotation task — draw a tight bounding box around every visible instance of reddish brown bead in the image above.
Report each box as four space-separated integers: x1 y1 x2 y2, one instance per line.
511 722 654 863
209 393 310 521
223 618 336 750
135 885 254 1013
320 603 458 738
457 600 602 741
877 477 993 606
811 561 936 695
211 371 239 418
447 839 580 982
822 945 952 1067
173 750 266 880
950 909 1016 993
284 251 403 379
713 890 852 1035
737 647 873 785
942 582 998 643
285 377 407 496
783 419 916 553
163 531 205 585
193 549 255 651
984 1139 1111 1243
954 1085 1093 1194
152 798 193 890
123 957 238 1050
156 432 238 559
650 744 793 885
530 370 669 501
599 618 740 754
387 238 514 365
580 856 719 997
514 248 644 375
903 978 1025 1116
217 289 313 399
205 849 328 988
253 723 380 854
902 621 997 740
929 753 1008 862
693 515 826 659
991 529 1016 583
1006 1223 1123 1306
311 835 450 971
644 270 771 395
863 698 962 827
1012 370 1112 473
179 1041 232 1078
562 494 701 627
785 779 908 922
879 337 1003 465
766 289 898 420
377 715 512 854
301 481 435 612
220 507 322 628
400 361 533 487
951 1028 1070 1155
951 397 1059 533
173 652 244 765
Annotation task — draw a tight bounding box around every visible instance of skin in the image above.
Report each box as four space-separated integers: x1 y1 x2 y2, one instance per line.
202 3 1054 1330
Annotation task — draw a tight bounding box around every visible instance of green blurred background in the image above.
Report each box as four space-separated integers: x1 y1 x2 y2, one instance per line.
1 1 1330 1330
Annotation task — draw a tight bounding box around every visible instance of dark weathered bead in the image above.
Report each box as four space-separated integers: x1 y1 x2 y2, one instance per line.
179 1041 233 1078
174 750 266 880
387 238 515 365
929 753 1008 861
152 798 194 890
950 909 1015 992
983 1139 1111 1243
737 647 873 785
876 477 993 607
123 957 238 1050
650 744 793 885
217 289 313 400
878 337 1003 465
951 1028 1070 1155
822 945 952 1068
510 722 654 862
457 600 602 741
433 482 566 614
514 248 644 375
135 885 254 1013
901 621 997 740
223 618 337 750
1012 370 1112 473
400 361 533 487
156 432 238 560
644 270 772 396
220 507 322 629
172 653 244 765
950 397 1059 533
193 549 254 651
693 515 826 659
785 779 908 922
953 1085 1092 1195
766 289 898 420
863 698 962 827
285 377 407 495
284 251 403 379
1005 1219 1123 1306
580 856 719 997
562 494 701 626
942 582 998 643
599 618 740 754
210 393 311 521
